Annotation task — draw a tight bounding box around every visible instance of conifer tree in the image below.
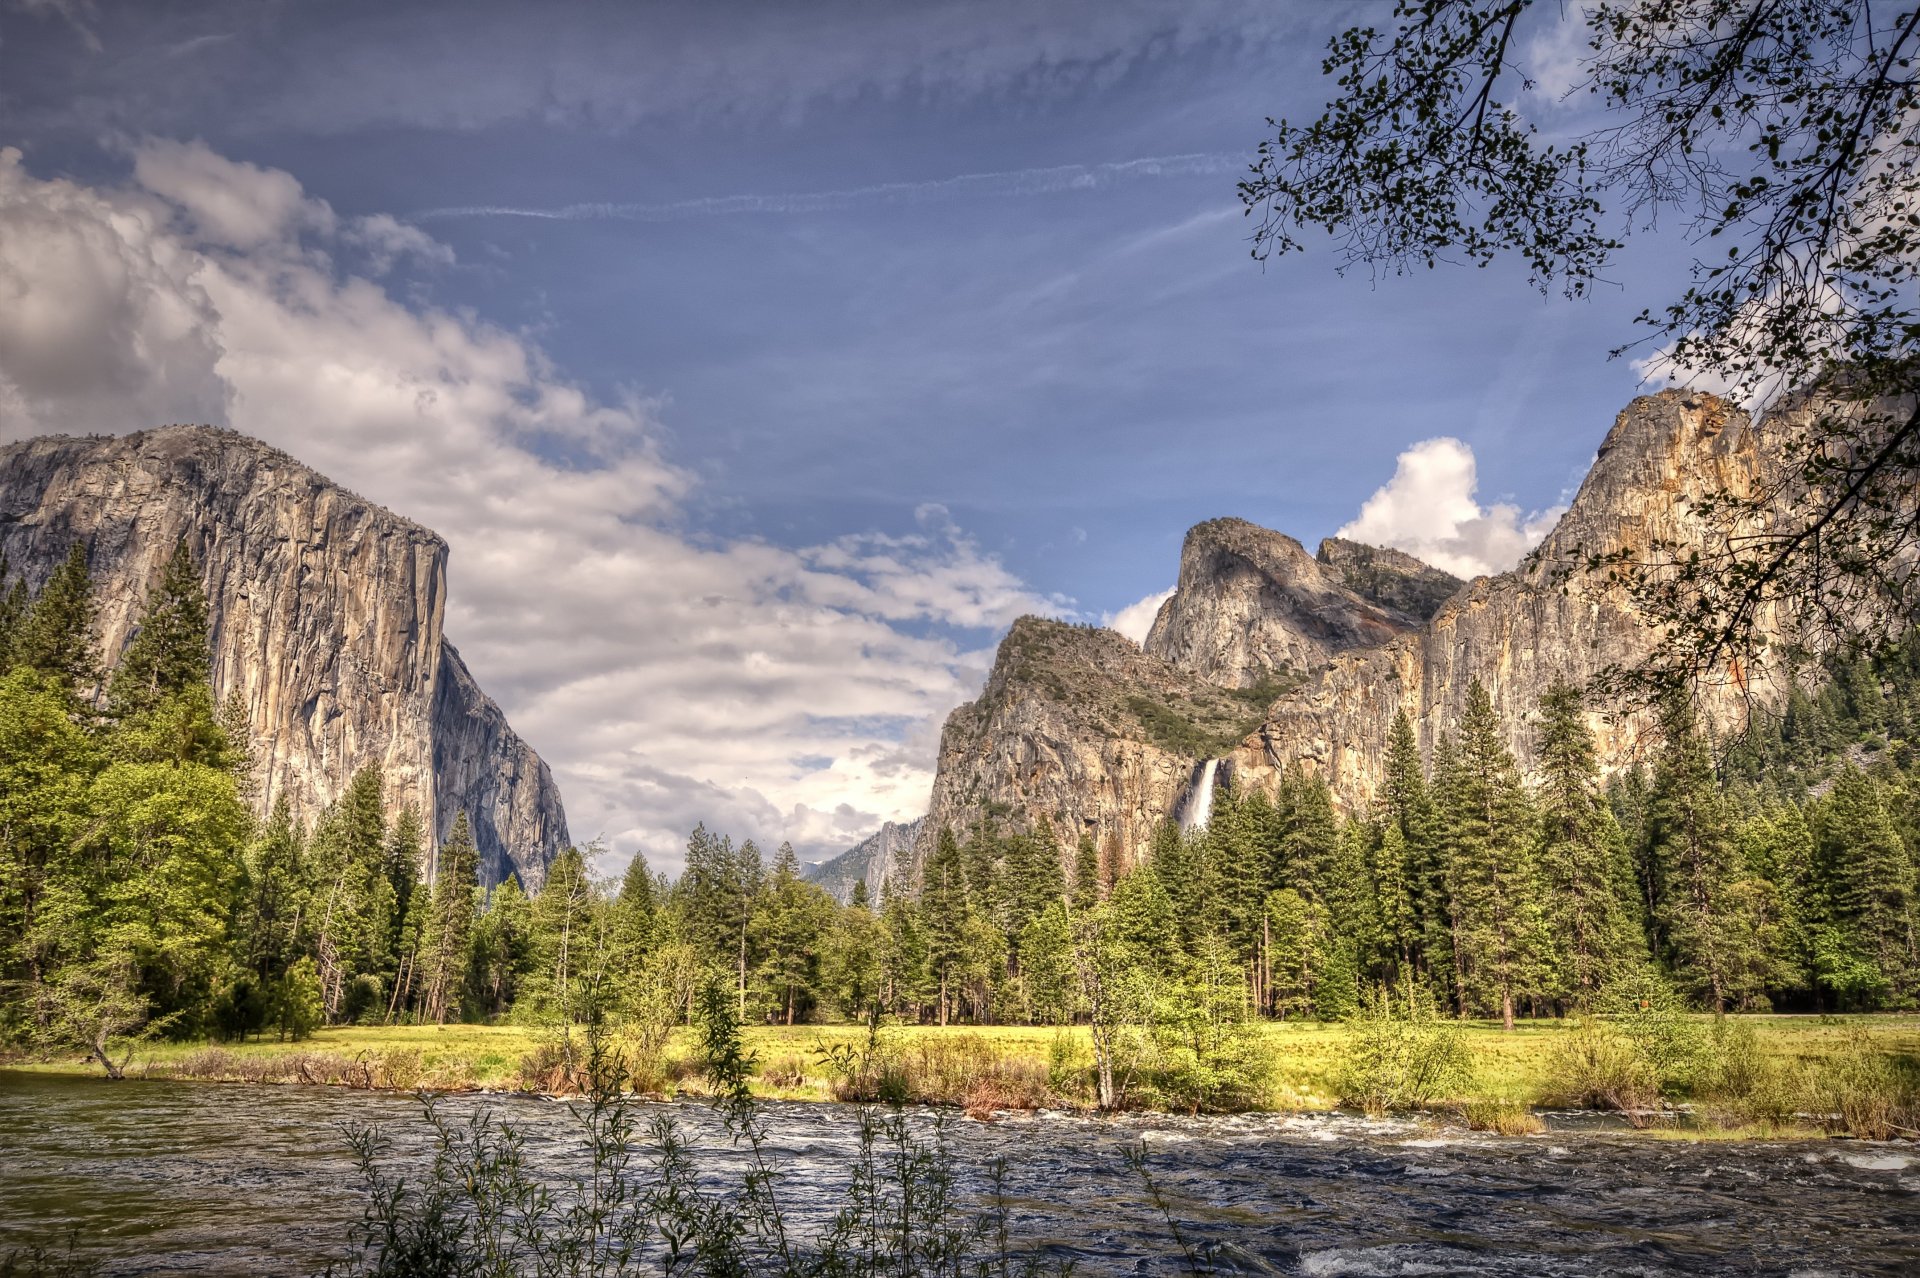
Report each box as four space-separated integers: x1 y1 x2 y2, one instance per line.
1382 710 1444 973
0 553 27 670
420 813 479 1024
752 842 831 1024
872 874 925 1018
528 845 602 1020
308 766 390 1021
608 847 659 991
107 539 211 720
242 796 309 1021
1762 801 1822 999
1439 681 1549 1028
473 877 533 1016
16 543 100 706
1819 767 1919 1005
1648 698 1767 1011
822 886 883 1020
1279 769 1338 899
920 826 969 1025
1534 684 1641 1005
1369 821 1419 979
1072 832 1102 910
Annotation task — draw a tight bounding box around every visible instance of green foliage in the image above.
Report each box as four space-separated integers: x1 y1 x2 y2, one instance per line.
1123 693 1258 759
1336 985 1472 1114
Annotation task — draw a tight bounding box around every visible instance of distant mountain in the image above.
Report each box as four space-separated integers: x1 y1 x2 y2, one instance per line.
804 817 926 903
0 425 569 888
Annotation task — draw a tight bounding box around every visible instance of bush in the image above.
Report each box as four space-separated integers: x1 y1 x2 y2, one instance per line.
1548 1018 1664 1121
1693 1019 1796 1129
1804 1029 1916 1140
1461 1098 1545 1135
1335 988 1471 1115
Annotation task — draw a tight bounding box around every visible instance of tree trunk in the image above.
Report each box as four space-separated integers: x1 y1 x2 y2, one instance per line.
91 1027 125 1080
1501 988 1515 1032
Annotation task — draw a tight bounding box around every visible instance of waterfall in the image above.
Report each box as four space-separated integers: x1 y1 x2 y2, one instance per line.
1178 758 1220 834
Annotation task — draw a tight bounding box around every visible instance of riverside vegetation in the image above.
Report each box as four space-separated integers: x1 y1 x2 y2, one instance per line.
3 542 1920 1137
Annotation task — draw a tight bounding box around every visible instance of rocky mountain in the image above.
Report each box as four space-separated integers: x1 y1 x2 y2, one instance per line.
1314 537 1463 622
917 617 1275 884
804 816 926 904
1142 518 1418 689
0 425 568 888
908 389 1802 884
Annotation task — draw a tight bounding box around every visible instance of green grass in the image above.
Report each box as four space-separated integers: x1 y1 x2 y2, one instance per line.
9 1015 1919 1140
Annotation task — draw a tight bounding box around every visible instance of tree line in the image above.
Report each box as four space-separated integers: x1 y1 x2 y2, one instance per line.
3 540 1917 1079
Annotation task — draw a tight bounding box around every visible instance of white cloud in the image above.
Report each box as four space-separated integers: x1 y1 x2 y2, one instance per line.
0 142 1060 873
1337 438 1564 579
1104 587 1173 646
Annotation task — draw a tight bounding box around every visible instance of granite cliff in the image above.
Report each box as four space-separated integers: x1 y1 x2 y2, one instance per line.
911 389 1803 882
0 425 568 888
804 817 927 904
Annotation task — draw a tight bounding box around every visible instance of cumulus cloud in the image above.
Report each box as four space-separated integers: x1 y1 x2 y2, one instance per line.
1337 438 1564 579
1104 587 1173 646
0 141 1059 874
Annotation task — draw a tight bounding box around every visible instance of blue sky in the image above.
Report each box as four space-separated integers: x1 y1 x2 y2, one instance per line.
0 0 1699 871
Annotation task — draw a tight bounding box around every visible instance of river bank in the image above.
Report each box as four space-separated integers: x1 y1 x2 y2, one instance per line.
7 1014 1919 1139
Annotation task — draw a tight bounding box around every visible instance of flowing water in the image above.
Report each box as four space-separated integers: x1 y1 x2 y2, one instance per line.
1178 759 1220 835
4 1069 1919 1276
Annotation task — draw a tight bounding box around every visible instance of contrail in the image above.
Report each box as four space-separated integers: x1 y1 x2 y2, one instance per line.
415 152 1242 223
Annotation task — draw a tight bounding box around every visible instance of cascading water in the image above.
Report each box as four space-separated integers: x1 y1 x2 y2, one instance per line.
1177 758 1220 834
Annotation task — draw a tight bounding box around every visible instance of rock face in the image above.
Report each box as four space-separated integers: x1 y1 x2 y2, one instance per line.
0 425 568 888
916 390 1805 879
1314 537 1463 622
914 616 1270 884
804 816 926 904
1142 518 1417 689
1236 390 1782 807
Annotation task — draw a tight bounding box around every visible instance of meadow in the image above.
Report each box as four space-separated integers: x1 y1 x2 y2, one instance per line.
9 1014 1918 1139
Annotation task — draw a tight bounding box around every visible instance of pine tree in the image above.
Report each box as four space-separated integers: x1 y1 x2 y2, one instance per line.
878 874 931 1018
1439 680 1549 1029
107 539 211 720
382 806 426 1014
678 824 762 1017
308 765 390 1022
1534 684 1641 1006
1072 833 1103 910
16 543 100 706
528 846 602 1020
822 887 883 1020
1819 767 1919 1005
920 827 969 1025
473 877 533 1017
752 842 831 1024
1647 698 1767 1011
242 796 309 1025
608 848 659 993
1382 709 1445 969
420 813 480 1024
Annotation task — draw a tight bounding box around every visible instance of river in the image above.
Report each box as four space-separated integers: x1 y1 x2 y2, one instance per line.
3 1070 1918 1275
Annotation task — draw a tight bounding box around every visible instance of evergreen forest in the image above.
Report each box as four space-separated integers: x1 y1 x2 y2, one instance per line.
4 542 1920 1083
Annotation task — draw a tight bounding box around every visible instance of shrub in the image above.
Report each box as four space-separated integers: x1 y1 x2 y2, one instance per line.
1335 990 1472 1115
1462 1098 1545 1135
1804 1030 1915 1140
1548 1018 1664 1122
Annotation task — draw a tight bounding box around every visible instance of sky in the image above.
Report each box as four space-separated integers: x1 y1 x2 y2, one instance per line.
0 0 1702 876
